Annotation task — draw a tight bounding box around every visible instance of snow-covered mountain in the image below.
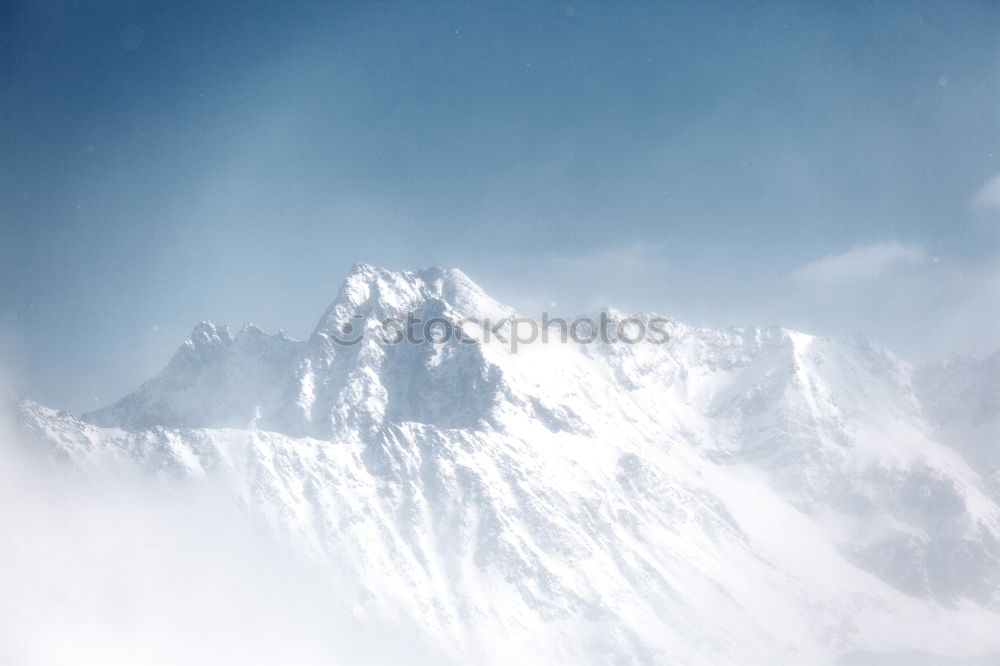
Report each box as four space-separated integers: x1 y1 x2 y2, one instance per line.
13 264 1000 665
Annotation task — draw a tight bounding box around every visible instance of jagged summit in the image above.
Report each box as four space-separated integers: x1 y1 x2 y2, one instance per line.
84 265 518 435
334 263 497 308
313 264 513 340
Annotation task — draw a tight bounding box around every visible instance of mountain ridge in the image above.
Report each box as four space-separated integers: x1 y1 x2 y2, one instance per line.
16 264 1000 665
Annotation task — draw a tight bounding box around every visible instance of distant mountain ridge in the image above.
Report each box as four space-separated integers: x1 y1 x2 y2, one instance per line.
16 264 1000 665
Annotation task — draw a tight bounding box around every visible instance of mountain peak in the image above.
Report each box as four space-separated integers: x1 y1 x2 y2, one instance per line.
189 320 232 347
338 264 490 303
315 265 513 340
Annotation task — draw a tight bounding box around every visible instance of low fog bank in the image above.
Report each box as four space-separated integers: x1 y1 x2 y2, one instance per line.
0 400 442 666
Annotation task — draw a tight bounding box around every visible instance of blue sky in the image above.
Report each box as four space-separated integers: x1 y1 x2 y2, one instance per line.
3 1 1000 411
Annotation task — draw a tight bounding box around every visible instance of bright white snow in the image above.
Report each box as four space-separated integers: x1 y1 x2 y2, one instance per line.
10 264 1000 665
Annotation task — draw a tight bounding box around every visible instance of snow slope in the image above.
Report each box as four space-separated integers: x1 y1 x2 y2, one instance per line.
915 352 1000 478
14 264 1000 665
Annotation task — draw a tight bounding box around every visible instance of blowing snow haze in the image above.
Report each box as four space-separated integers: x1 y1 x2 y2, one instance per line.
2 1 1000 665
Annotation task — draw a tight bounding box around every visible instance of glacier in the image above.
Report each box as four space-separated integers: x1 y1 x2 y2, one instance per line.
9 264 1000 665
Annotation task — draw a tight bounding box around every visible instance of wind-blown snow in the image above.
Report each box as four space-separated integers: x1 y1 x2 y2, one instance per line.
13 264 1000 665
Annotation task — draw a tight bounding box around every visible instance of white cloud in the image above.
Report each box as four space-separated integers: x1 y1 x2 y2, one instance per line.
971 174 1000 215
789 241 924 284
